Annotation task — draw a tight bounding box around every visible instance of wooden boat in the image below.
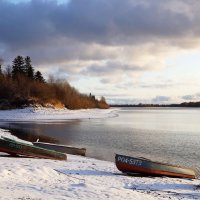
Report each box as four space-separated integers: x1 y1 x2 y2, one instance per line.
0 137 67 160
115 154 196 179
33 140 86 156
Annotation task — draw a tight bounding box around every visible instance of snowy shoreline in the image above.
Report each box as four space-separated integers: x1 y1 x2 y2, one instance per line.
0 107 118 122
0 108 199 200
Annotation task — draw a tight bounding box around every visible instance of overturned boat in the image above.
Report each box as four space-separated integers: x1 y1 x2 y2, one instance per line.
33 140 86 156
115 154 196 179
0 137 67 160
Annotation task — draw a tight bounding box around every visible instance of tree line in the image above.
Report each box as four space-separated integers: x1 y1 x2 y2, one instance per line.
0 56 45 83
111 102 200 107
0 56 109 109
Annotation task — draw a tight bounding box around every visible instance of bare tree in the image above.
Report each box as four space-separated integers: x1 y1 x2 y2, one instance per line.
5 65 12 78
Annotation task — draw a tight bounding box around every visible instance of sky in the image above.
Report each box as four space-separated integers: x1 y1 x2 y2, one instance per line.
0 0 200 104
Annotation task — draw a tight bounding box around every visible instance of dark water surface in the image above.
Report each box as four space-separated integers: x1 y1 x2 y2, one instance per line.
0 107 200 171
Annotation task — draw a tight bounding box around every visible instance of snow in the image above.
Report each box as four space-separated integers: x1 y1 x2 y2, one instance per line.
0 129 199 200
0 107 118 122
0 107 199 199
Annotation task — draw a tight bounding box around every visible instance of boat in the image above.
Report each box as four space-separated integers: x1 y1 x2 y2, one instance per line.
33 140 86 156
115 154 196 179
0 137 67 160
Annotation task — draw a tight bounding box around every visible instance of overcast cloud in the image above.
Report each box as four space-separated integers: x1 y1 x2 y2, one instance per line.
1 0 199 48
0 0 200 103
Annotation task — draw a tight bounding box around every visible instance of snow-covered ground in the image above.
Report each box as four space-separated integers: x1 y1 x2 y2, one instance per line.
0 131 199 200
0 108 199 200
0 107 118 122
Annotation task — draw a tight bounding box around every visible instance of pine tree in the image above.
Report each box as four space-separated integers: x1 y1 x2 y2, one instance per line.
24 56 34 79
12 56 25 77
0 58 3 76
34 71 45 83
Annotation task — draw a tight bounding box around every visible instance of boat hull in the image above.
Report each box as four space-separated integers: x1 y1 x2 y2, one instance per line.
115 154 196 179
0 137 67 160
33 142 86 156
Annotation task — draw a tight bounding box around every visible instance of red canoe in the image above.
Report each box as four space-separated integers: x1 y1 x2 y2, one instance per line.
115 154 196 179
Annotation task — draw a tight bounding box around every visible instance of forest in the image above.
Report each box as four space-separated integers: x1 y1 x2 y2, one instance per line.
0 56 109 110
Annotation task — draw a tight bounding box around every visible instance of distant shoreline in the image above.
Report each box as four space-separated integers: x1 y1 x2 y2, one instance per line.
110 101 200 108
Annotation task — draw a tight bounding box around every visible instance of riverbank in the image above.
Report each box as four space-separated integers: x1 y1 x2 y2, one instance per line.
0 129 199 200
0 108 200 199
0 106 118 121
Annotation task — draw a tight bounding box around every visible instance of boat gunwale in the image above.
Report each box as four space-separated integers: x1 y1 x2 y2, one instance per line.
115 154 195 170
115 154 196 178
33 141 86 150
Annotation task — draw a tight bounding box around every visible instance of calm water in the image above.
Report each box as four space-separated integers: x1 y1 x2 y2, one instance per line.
0 107 200 171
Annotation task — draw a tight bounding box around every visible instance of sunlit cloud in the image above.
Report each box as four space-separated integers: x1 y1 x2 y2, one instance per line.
1 0 200 103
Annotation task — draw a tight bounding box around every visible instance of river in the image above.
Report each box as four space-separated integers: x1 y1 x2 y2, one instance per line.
0 107 200 172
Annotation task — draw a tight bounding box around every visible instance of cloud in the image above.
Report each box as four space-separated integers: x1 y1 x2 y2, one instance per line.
152 96 171 104
140 82 174 89
181 93 200 101
81 61 145 76
104 95 172 105
1 0 199 49
1 0 200 92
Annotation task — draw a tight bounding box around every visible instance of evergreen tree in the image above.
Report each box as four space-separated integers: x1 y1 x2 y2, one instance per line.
34 71 45 83
12 56 25 77
24 56 34 79
0 58 3 76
